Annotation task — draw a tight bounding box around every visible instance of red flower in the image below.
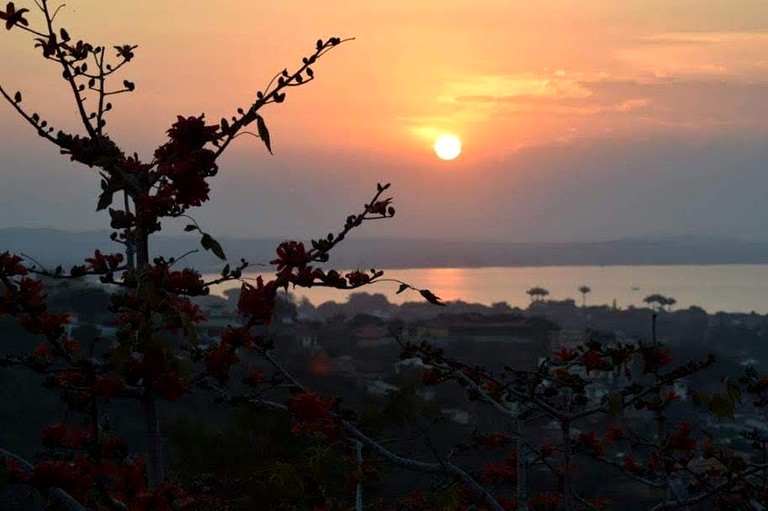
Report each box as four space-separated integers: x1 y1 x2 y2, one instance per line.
222 327 255 350
642 347 672 373
154 149 217 209
14 277 47 311
667 421 696 453
287 391 336 437
205 342 239 383
271 241 311 271
622 453 639 473
243 367 263 385
32 342 53 361
288 265 324 287
85 250 124 273
554 346 578 362
319 269 347 288
237 277 277 326
0 2 29 30
482 462 516 484
420 368 444 386
604 423 624 442
582 349 609 373
18 312 70 337
61 337 82 356
482 379 504 401
662 391 680 403
163 267 205 295
0 251 27 275
41 422 93 449
163 115 219 151
153 371 189 402
577 431 604 456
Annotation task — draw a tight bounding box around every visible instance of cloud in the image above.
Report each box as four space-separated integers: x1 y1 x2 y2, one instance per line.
582 79 768 127
639 31 768 46
617 31 768 80
443 74 593 104
444 73 768 128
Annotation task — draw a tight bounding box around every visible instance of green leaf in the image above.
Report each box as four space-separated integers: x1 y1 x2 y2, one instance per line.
256 114 272 154
201 233 226 260
96 189 115 211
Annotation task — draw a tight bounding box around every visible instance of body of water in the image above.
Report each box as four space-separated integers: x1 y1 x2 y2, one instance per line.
206 264 768 314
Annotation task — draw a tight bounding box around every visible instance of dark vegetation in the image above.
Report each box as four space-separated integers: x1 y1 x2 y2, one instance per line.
2 2 768 510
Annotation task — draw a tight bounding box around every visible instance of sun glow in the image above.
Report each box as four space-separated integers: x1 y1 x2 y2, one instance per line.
434 135 462 160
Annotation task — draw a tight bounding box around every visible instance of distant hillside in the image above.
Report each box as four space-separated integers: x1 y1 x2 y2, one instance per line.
3 228 768 271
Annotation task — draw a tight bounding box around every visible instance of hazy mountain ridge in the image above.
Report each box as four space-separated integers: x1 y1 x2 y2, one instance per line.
3 228 768 272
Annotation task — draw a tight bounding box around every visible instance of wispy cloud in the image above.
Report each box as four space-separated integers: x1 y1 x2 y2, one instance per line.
442 74 593 104
639 31 768 46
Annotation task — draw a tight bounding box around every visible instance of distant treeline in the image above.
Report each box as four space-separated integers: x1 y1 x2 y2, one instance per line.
5 228 768 271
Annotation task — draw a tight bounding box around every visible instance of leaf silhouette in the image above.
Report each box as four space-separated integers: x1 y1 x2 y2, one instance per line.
96 190 114 211
201 233 226 261
419 289 445 306
256 114 272 154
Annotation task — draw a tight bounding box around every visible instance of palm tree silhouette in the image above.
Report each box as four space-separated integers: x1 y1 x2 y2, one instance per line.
526 287 550 303
578 285 591 308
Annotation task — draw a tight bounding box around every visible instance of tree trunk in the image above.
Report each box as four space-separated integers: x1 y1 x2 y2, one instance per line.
136 227 164 489
143 394 164 489
123 192 135 270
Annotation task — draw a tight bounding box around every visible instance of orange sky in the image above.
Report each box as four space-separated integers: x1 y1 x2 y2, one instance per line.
1 1 767 242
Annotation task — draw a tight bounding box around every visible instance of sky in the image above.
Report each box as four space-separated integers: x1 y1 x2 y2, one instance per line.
1 0 767 242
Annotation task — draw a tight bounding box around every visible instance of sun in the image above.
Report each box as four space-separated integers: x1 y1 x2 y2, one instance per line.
434 134 462 160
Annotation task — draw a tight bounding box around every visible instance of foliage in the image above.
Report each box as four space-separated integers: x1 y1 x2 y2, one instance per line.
2 2 768 511
0 2 443 509
527 287 550 302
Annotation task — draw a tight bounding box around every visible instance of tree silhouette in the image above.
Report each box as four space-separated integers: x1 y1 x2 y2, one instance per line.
2 3 768 510
526 286 550 303
578 285 591 308
644 294 676 312
0 3 458 509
